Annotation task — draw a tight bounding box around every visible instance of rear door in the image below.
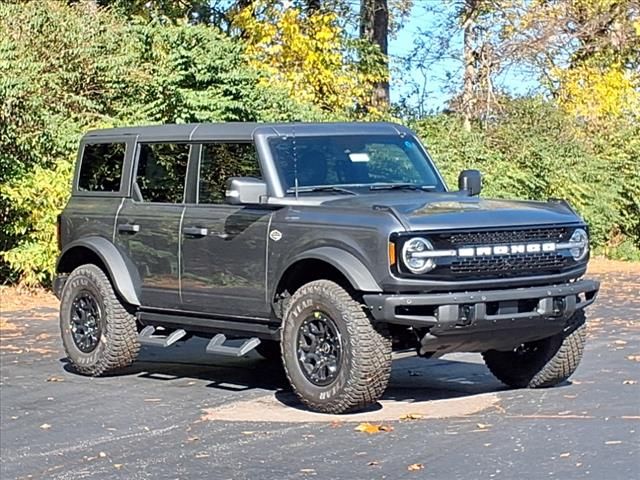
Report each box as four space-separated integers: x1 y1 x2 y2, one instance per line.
115 142 190 310
181 142 273 318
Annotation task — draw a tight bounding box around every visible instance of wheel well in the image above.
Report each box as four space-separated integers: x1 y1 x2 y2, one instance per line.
273 259 354 313
57 246 107 275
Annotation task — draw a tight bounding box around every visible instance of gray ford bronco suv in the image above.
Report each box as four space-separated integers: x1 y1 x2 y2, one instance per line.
55 122 599 414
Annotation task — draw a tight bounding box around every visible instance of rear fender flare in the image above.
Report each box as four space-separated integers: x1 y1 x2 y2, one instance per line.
57 236 141 306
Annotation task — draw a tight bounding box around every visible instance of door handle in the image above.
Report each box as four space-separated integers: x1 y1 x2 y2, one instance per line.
118 223 140 234
183 226 208 238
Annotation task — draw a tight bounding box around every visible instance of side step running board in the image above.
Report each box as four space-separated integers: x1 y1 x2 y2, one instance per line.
138 326 187 348
206 334 261 357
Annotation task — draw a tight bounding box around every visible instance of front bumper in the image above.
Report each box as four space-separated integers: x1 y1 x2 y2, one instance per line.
363 279 599 333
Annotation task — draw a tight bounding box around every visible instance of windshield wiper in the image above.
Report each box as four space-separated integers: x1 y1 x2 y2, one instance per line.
369 183 435 191
286 186 357 195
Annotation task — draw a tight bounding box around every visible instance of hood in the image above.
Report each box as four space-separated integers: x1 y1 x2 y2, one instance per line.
323 192 582 231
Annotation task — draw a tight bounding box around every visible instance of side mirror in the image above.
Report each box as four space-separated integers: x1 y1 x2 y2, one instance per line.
225 177 268 205
458 169 482 196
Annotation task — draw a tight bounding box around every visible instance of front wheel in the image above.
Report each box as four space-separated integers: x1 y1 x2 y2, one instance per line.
482 310 587 388
281 280 392 414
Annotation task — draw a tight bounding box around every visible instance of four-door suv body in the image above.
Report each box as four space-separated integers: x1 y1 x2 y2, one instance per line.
55 122 600 413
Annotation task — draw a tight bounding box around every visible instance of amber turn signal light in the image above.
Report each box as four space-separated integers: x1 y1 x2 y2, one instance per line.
388 241 396 266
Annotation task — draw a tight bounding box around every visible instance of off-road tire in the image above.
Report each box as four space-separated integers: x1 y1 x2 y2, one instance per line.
60 264 139 376
482 310 587 388
256 340 281 361
281 280 392 414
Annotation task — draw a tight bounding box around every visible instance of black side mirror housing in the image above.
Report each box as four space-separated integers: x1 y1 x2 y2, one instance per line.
458 169 482 196
225 177 268 205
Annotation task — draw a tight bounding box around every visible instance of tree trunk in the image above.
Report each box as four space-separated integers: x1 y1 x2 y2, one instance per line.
360 0 389 107
461 0 478 131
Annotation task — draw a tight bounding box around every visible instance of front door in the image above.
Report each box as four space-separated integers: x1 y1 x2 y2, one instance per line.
180 142 272 318
115 142 190 310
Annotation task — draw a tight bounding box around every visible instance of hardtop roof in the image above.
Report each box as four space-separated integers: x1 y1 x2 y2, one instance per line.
83 122 414 143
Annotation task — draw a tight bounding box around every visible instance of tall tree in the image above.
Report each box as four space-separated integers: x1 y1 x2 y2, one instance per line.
360 0 390 107
460 0 479 130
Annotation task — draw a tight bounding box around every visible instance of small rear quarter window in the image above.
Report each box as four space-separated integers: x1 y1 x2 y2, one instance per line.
78 143 126 192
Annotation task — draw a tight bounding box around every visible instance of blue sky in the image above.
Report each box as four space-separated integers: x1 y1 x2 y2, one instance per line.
388 2 539 111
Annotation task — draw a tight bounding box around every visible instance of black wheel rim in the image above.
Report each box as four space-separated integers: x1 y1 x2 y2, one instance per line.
296 311 342 386
70 290 102 353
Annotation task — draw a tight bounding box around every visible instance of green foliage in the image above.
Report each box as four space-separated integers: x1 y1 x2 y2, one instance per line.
412 98 640 255
2 160 73 286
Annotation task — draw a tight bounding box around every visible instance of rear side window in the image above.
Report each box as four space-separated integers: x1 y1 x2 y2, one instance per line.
78 143 126 192
198 143 261 204
135 143 190 203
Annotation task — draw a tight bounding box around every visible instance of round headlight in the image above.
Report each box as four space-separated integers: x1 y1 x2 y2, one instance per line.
402 237 436 273
569 228 589 261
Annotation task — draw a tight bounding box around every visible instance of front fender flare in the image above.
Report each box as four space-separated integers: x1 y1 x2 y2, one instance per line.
289 247 382 293
57 236 141 306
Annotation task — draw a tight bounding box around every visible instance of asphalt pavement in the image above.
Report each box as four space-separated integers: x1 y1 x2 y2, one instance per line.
1 267 638 480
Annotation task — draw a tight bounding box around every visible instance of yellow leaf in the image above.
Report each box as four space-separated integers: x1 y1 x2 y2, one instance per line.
354 422 394 434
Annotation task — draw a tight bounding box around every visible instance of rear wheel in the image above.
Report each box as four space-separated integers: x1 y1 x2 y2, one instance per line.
482 310 587 388
281 280 392 414
60 264 139 376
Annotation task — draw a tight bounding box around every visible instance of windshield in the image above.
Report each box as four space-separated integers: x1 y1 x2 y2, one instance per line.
268 135 445 193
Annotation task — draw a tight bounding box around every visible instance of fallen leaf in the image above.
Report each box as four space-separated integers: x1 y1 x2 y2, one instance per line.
300 468 316 474
40 423 51 430
559 452 570 458
98 452 106 458
476 423 492 429
400 413 424 421
626 355 640 362
114 464 123 470
623 380 637 385
354 423 393 434
187 436 199 443
408 463 424 471
614 340 627 345
330 420 343 428
46 376 64 382
367 461 379 466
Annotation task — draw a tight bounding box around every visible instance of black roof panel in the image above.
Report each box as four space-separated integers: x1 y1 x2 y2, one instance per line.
83 122 413 143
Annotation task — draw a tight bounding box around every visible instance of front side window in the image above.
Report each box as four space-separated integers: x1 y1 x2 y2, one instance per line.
135 143 189 203
78 143 126 192
268 135 444 193
198 143 261 204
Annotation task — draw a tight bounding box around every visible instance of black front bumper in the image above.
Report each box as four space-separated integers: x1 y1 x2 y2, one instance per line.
363 279 599 333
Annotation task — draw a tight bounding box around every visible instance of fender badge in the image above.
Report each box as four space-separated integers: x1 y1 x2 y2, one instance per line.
269 229 283 241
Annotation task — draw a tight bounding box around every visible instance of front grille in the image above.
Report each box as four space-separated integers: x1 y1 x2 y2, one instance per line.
396 226 579 279
450 252 568 275
445 227 567 247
